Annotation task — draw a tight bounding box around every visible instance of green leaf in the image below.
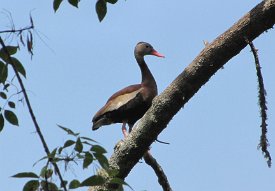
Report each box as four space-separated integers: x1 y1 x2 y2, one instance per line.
4 46 18 55
8 101 16 108
11 172 39 178
41 181 59 191
75 137 83 153
110 178 133 190
80 136 97 143
76 153 85 159
10 57 26 78
58 147 63 154
47 169 53 178
0 114 4 132
96 0 107 22
53 157 62 163
69 179 80 189
0 61 8 84
94 152 109 170
82 141 93 146
106 0 118 4
83 152 93 169
0 92 7 99
49 148 57 159
91 145 107 154
40 166 47 178
106 168 119 176
60 180 68 188
81 175 105 186
63 139 75 148
0 46 18 60
68 0 79 7
4 110 19 126
58 124 79 136
48 182 58 191
53 0 63 12
40 166 53 178
33 156 47 166
23 180 39 191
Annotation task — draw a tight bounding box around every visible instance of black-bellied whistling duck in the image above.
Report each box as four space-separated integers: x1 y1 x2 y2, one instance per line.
92 42 164 137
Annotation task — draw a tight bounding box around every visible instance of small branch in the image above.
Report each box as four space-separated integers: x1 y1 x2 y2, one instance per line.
245 38 271 167
0 37 67 191
156 139 170 145
143 151 172 191
0 14 34 34
0 25 34 34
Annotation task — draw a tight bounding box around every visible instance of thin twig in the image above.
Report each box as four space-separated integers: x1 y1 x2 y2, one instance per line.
0 37 68 190
245 37 271 167
156 139 170 145
143 151 172 191
0 25 34 34
0 13 34 35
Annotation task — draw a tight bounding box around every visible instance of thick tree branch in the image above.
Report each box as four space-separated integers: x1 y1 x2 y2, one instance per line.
90 0 275 190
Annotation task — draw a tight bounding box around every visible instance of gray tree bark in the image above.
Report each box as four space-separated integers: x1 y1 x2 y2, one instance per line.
89 0 275 190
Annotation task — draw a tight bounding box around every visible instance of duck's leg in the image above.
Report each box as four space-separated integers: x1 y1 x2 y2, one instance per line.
122 122 128 138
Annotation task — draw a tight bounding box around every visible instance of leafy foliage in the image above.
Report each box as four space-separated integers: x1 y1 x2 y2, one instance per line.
75 137 83 152
68 0 79 8
106 0 118 4
53 0 119 22
0 42 26 131
53 0 63 12
4 110 19 126
110 177 133 190
83 151 94 169
40 166 53 178
0 92 7 99
8 101 16 108
40 181 59 191
69 179 81 189
11 125 128 190
58 124 79 136
0 13 129 191
81 175 105 186
11 172 39 178
0 114 4 132
0 46 18 60
0 37 124 188
63 139 75 148
9 57 27 78
96 0 107 22
0 61 8 83
23 180 39 191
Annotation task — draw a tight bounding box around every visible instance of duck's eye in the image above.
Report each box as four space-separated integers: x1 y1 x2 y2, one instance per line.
146 45 149 48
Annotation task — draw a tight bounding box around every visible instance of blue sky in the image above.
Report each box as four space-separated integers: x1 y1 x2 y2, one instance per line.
1 0 275 191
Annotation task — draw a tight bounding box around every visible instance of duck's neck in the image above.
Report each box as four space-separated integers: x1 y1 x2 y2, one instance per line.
135 55 156 87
